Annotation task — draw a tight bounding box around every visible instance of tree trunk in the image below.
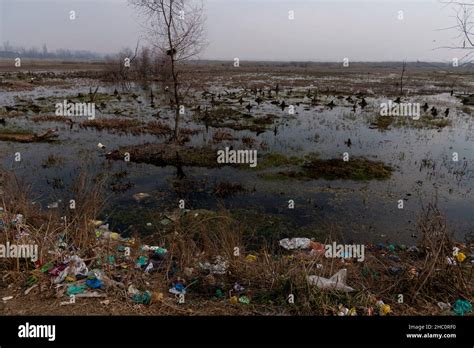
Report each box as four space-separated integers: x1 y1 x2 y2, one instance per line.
171 58 180 141
165 1 181 142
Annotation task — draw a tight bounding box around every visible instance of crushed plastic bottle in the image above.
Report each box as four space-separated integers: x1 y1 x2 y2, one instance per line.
132 290 152 305
67 284 86 295
279 238 311 250
238 296 250 304
452 299 472 316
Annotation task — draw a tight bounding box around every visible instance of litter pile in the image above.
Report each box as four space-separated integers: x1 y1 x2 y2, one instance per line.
0 207 473 316
276 237 473 316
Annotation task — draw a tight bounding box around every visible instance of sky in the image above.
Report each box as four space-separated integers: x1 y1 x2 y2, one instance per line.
0 0 468 62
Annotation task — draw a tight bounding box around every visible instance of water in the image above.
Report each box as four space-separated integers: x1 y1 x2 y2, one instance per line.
1 76 473 244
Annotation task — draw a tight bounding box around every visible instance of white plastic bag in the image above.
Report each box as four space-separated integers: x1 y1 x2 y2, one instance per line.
307 269 354 292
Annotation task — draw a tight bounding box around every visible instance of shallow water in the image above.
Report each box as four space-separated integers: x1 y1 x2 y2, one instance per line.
1 77 473 244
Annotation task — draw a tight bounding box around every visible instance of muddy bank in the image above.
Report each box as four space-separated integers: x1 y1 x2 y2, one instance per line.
0 128 58 143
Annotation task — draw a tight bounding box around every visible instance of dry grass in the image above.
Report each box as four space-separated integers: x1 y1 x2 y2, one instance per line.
79 119 197 139
212 130 236 144
31 115 73 123
0 170 472 316
81 119 144 134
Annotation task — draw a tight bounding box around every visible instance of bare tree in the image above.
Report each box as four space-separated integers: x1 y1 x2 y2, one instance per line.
139 47 151 79
441 1 474 61
105 45 139 91
399 60 407 95
130 0 206 142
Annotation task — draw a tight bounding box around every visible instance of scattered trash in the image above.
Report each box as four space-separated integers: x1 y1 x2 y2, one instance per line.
245 254 257 262
128 285 139 296
24 284 38 295
49 264 66 277
152 292 164 303
133 192 151 202
199 256 228 275
54 255 88 284
47 202 59 209
309 241 325 256
233 282 245 293
348 307 357 316
66 284 86 295
160 218 172 226
132 290 152 305
144 262 154 273
238 296 250 304
97 142 106 149
60 296 76 306
90 220 104 227
337 305 349 316
106 232 122 240
408 267 418 279
141 245 167 253
1 199 469 315
169 282 186 295
456 252 466 263
94 224 127 242
13 213 24 224
16 227 29 239
136 256 148 268
279 237 311 250
307 269 354 292
26 276 38 286
86 278 103 289
446 257 457 266
39 262 54 273
452 299 472 316
437 302 451 311
337 304 357 316
215 289 223 298
376 300 391 316
152 247 167 255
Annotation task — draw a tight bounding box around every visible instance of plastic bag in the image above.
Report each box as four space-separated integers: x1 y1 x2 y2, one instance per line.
307 269 354 292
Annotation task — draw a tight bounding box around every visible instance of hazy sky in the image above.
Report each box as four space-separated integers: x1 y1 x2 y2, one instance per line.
0 0 467 61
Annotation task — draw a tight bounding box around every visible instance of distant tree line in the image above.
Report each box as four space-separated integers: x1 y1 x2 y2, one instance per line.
0 42 103 60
